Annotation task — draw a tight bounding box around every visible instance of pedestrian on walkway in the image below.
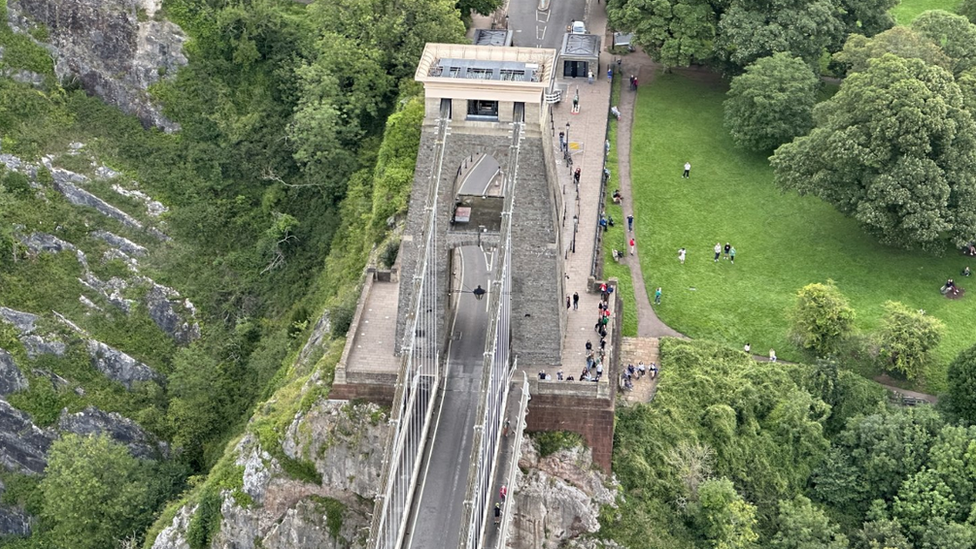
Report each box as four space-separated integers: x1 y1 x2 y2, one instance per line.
572 95 579 113
607 68 613 82
566 296 571 309
574 167 581 184
714 242 721 262
683 161 691 178
559 132 565 151
730 246 736 264
654 287 662 304
633 76 639 89
769 349 777 363
744 342 751 353
503 419 510 437
627 214 634 232
605 139 611 155
724 242 731 260
500 485 507 501
588 70 594 84
637 362 646 378
678 247 686 264
629 75 635 89
629 237 636 255
600 215 608 232
573 291 579 309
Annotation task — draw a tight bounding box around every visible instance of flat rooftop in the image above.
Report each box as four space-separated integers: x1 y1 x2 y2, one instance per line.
561 34 601 58
431 58 540 82
415 43 555 89
472 29 513 47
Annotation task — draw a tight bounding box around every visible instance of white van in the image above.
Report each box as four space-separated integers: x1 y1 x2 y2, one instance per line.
569 21 587 34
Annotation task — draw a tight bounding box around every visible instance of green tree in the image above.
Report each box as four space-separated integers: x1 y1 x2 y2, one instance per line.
788 281 856 356
457 0 503 17
912 10 976 76
834 26 952 74
892 468 957 538
771 54 976 250
37 434 152 549
960 0 976 24
771 495 849 549
857 501 912 549
919 518 976 549
716 0 845 68
876 301 945 380
607 0 720 69
724 53 819 152
694 478 759 549
945 343 976 423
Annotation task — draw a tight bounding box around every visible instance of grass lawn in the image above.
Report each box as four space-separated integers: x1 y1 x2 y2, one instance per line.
603 74 639 337
630 71 976 393
891 0 961 23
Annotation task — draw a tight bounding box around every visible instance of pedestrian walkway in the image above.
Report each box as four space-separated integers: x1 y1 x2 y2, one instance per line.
557 0 616 374
613 51 685 340
618 337 660 404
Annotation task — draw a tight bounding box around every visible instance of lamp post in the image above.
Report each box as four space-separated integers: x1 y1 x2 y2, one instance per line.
473 285 486 300
564 122 571 167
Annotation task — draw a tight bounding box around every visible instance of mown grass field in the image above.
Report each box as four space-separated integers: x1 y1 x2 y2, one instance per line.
630 72 976 393
891 0 962 23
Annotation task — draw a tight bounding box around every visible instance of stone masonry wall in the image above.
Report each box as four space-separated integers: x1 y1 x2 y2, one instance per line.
396 117 563 368
525 393 614 471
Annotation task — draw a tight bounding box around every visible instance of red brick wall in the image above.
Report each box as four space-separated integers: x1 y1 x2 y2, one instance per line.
329 382 396 408
525 393 615 472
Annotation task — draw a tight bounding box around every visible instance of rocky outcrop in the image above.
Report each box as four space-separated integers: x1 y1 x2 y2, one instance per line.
6 0 187 131
93 230 148 257
0 399 53 474
0 307 66 358
58 406 167 459
53 178 146 232
0 350 28 396
144 283 199 345
87 340 158 389
18 232 75 254
509 440 618 549
0 504 32 537
282 400 388 498
150 401 389 549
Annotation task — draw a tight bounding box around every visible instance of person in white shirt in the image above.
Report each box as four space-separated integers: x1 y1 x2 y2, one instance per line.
683 162 691 178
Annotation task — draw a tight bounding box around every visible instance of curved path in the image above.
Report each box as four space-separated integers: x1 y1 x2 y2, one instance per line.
614 52 684 339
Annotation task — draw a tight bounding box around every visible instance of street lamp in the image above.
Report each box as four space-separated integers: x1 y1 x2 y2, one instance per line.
564 122 571 166
473 285 486 300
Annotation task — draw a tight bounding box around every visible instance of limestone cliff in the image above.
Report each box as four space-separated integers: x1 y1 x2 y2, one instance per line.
509 440 622 549
6 0 186 131
149 400 389 549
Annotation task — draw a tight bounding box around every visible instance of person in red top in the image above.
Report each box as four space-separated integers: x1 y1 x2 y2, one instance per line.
500 485 508 501
629 237 636 255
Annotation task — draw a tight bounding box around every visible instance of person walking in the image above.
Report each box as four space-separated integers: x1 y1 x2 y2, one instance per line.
654 287 662 304
678 247 686 264
588 70 594 84
714 242 721 262
566 296 571 309
744 342 751 353
574 167 581 184
500 485 507 501
629 237 636 255
723 242 731 260
607 68 613 82
769 349 777 363
683 161 691 178
627 214 634 232
730 246 736 264
572 291 579 309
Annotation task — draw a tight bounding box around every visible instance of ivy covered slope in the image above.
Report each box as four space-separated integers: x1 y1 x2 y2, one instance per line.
603 338 976 549
0 0 463 547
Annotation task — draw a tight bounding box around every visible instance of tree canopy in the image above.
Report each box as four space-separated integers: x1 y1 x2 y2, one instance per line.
724 53 820 152
788 281 856 357
771 54 976 250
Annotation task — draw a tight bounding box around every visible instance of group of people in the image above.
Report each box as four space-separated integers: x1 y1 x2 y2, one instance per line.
621 360 658 391
711 242 736 263
743 343 777 362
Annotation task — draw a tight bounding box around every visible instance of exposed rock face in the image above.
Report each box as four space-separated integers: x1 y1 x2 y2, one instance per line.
87 339 158 389
509 440 618 549
144 283 199 345
7 0 187 131
0 399 53 474
0 307 39 335
0 504 32 538
92 230 148 257
18 232 75 254
0 350 28 396
282 400 388 498
150 401 389 549
58 406 167 459
53 178 146 232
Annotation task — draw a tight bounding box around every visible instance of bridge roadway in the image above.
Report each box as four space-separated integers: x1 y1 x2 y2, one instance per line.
508 0 584 49
403 245 492 549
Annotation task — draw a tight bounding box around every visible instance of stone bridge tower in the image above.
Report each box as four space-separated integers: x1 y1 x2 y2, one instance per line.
395 43 567 370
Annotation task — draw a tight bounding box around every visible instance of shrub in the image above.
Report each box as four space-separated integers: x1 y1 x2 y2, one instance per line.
532 430 584 457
